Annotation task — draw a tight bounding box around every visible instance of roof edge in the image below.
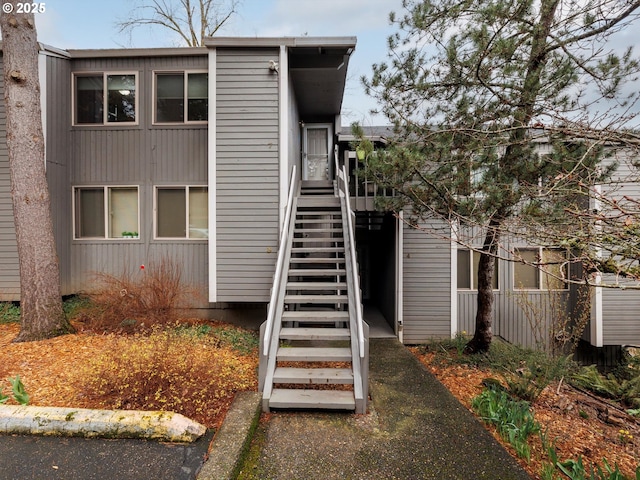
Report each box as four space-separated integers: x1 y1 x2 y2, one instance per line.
66 46 208 58
204 36 357 49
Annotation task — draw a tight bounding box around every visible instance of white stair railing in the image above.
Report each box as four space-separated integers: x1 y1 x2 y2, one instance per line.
335 151 369 414
259 166 298 395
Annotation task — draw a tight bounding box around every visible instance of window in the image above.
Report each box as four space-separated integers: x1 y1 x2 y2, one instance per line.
155 71 208 123
457 250 499 290
513 248 568 290
74 73 138 125
74 186 139 239
155 186 208 239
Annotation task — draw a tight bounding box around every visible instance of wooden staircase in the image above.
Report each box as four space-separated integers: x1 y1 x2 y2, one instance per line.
260 179 368 412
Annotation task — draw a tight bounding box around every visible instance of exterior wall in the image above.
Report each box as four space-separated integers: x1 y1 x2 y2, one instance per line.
402 220 452 343
67 54 210 299
215 48 280 302
45 54 72 296
457 263 573 349
0 55 20 300
599 149 640 346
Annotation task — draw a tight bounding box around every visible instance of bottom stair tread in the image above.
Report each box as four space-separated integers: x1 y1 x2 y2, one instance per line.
269 389 355 410
273 367 354 384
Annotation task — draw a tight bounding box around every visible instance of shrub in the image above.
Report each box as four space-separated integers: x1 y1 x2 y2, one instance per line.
83 257 196 332
76 327 257 427
572 365 640 409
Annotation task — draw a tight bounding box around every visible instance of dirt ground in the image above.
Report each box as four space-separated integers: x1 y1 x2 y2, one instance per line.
412 349 639 479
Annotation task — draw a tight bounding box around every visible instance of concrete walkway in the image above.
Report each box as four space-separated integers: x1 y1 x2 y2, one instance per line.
241 338 530 479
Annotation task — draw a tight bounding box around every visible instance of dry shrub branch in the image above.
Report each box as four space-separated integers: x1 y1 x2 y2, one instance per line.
84 257 197 332
76 327 258 428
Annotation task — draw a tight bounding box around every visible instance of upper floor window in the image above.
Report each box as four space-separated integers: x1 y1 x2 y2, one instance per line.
513 248 568 290
74 73 138 125
154 71 208 124
74 186 139 239
155 186 208 239
457 249 499 290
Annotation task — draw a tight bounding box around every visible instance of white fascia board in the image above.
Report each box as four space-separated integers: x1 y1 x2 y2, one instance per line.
396 212 404 343
591 183 604 347
279 45 288 231
450 223 458 338
208 48 217 302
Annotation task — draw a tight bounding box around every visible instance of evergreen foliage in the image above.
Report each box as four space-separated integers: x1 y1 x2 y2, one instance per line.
360 0 640 351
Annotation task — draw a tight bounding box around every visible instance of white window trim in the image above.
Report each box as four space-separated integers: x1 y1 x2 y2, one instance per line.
153 185 209 240
72 71 139 126
512 246 569 291
72 185 140 240
152 70 208 125
456 248 500 291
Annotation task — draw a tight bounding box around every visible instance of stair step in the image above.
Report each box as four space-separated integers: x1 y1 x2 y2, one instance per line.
294 228 343 233
287 282 347 289
273 367 353 384
283 311 349 320
298 198 340 208
295 219 342 224
301 189 335 195
291 247 344 253
292 237 344 243
277 347 352 362
290 257 345 264
285 294 348 304
269 389 355 410
289 268 346 276
296 209 340 215
279 327 350 341
302 180 333 188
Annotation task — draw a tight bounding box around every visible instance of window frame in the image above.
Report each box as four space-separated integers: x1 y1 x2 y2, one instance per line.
72 71 139 126
73 185 140 240
152 70 208 125
512 247 569 291
154 185 209 240
456 249 500 291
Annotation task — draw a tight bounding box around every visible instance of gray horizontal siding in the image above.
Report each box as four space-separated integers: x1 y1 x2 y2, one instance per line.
0 57 20 300
70 243 208 296
402 220 451 343
46 55 73 296
68 54 210 305
602 290 640 346
215 48 280 302
599 150 640 345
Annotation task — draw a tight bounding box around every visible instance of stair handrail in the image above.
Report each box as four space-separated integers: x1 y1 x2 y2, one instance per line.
263 165 298 356
335 156 365 358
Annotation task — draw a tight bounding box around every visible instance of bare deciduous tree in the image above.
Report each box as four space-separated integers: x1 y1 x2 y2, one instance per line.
1 2 74 341
117 0 241 47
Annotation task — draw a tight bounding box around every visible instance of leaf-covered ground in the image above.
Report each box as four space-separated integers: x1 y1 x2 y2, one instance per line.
0 321 258 429
411 348 639 479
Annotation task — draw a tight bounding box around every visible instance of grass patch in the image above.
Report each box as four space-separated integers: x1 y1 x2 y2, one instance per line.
0 303 20 324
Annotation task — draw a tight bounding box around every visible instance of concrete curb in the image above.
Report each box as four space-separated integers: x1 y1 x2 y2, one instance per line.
0 405 207 442
197 391 262 480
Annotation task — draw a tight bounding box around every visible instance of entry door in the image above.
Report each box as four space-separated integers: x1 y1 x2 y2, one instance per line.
303 124 332 181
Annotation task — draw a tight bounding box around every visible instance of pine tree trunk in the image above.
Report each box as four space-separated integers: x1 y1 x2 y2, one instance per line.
464 217 501 354
1 5 74 341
